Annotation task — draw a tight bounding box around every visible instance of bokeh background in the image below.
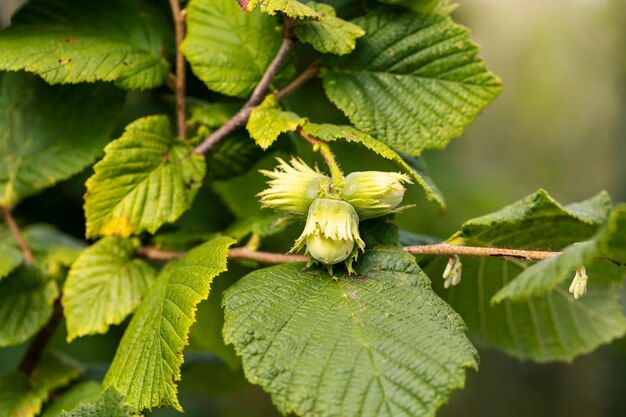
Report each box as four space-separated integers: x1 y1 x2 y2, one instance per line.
1 0 625 416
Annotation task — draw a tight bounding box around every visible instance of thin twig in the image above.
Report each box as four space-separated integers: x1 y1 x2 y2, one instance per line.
1 206 34 263
274 60 321 101
229 247 308 263
298 128 344 188
404 243 560 260
18 299 63 375
193 22 296 155
137 244 563 264
169 0 187 139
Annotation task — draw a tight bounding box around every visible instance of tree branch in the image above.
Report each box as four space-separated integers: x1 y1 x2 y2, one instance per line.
137 244 562 264
18 299 63 375
1 206 34 263
193 20 306 155
274 60 321 101
404 243 560 260
169 0 187 139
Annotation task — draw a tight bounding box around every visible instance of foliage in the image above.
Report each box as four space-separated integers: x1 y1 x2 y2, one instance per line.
0 0 623 416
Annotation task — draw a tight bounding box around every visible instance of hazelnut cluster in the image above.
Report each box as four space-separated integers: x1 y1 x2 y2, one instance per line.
258 157 411 272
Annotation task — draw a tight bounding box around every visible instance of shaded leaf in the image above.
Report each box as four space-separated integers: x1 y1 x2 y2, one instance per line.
323 11 501 155
224 221 477 417
0 351 83 417
84 115 205 238
302 123 445 209
41 381 101 417
0 224 22 281
0 0 170 89
182 0 287 98
294 2 364 55
424 190 626 362
0 265 58 347
103 236 235 412
63 237 157 341
0 71 124 206
247 95 307 149
23 224 85 277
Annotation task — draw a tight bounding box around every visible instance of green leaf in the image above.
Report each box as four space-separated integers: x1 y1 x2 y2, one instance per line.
0 225 22 280
63 237 157 341
41 381 101 417
84 115 205 239
294 2 365 55
59 387 133 417
223 221 477 417
0 71 124 207
23 224 85 277
0 265 58 347
182 0 286 98
0 351 83 417
424 190 626 362
103 236 235 412
0 0 170 89
247 95 307 149
226 212 291 242
238 0 320 19
493 205 626 302
302 123 445 210
323 11 502 156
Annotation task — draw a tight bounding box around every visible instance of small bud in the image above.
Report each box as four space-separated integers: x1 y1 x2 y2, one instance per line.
341 171 412 219
569 267 588 300
442 255 462 289
258 157 331 215
291 198 365 270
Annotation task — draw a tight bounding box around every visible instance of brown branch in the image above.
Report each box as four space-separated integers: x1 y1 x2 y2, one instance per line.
404 243 561 261
1 206 34 263
18 299 63 375
274 60 321 101
193 20 301 155
169 0 187 139
137 244 563 264
229 247 307 264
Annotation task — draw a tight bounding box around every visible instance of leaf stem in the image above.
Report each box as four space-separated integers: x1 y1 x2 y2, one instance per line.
168 0 187 139
297 129 344 189
18 299 63 375
275 60 321 101
193 21 297 155
1 206 34 263
137 244 562 263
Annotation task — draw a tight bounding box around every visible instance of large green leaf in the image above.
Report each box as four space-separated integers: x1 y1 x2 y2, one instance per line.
0 225 22 280
0 71 123 207
238 0 320 18
294 2 365 55
84 115 205 238
0 351 83 417
223 221 477 417
182 0 285 98
323 11 502 156
59 388 133 417
302 123 445 210
424 190 626 362
0 265 58 347
63 237 157 341
0 0 170 90
247 95 307 149
493 205 626 302
103 236 234 412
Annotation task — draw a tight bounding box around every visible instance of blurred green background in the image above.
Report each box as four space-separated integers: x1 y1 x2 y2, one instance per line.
1 0 625 416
